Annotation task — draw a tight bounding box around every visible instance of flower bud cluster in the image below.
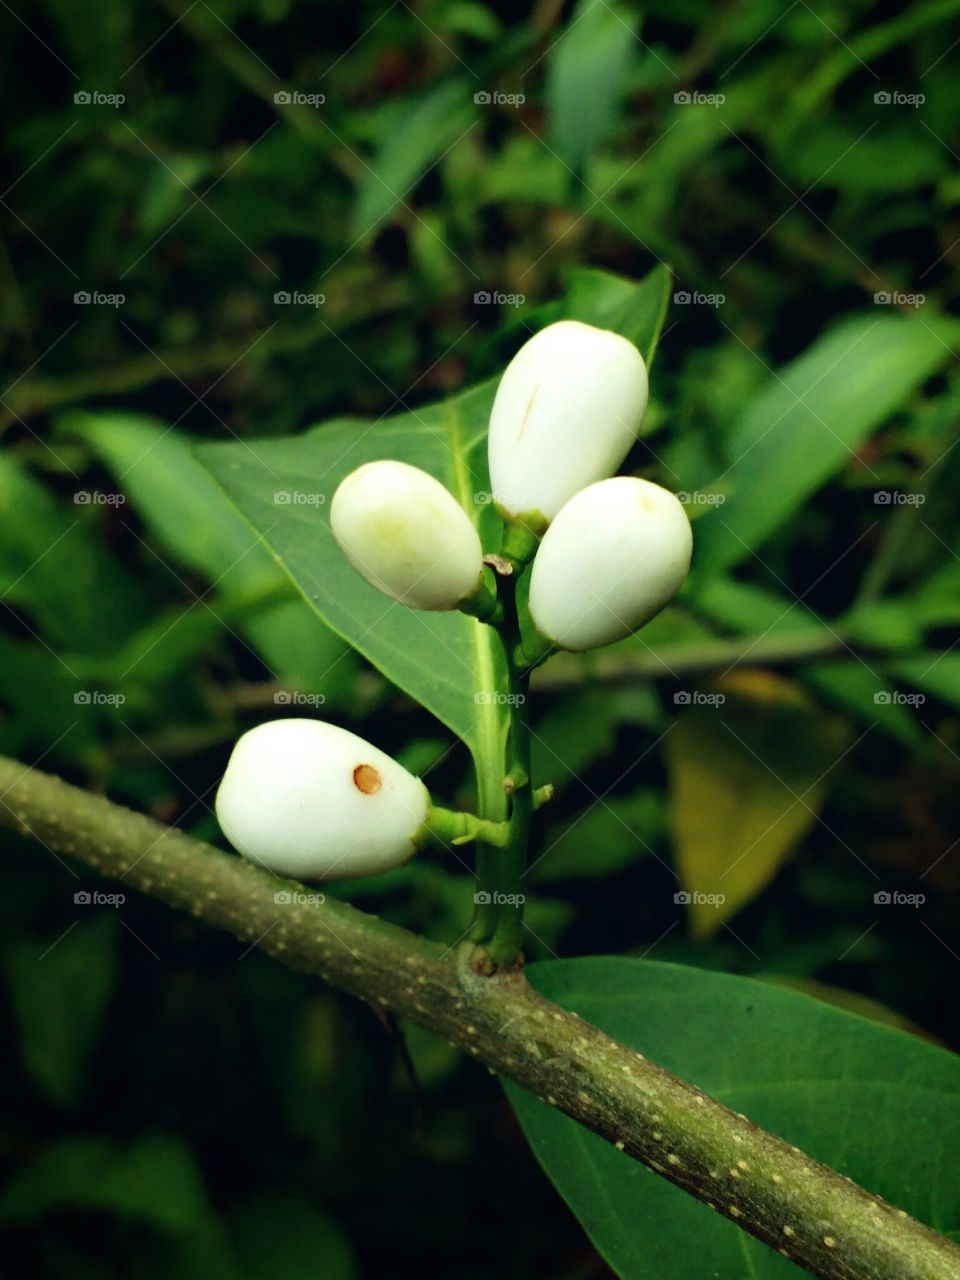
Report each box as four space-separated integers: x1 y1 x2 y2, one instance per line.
217 320 692 882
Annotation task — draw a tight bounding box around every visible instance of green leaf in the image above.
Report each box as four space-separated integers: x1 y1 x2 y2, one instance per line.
67 412 352 695
470 264 672 383
693 314 959 575
0 633 97 757
9 913 118 1107
665 670 851 936
228 1192 356 1280
535 790 662 882
0 1132 212 1233
786 122 943 195
506 958 960 1280
891 652 960 712
775 0 960 140
197 383 509 772
530 687 658 788
563 265 672 366
352 79 475 239
546 0 638 173
806 660 924 750
692 577 924 746
0 455 147 653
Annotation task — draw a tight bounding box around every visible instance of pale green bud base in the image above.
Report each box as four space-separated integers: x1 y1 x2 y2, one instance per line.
532 783 554 809
497 512 546 573
415 804 509 850
459 572 504 625
514 628 554 670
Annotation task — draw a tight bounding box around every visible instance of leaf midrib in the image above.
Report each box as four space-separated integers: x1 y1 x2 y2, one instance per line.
445 400 504 786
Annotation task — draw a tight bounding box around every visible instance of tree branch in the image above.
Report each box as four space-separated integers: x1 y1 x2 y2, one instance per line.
0 282 410 432
530 628 848 690
1 753 958 1280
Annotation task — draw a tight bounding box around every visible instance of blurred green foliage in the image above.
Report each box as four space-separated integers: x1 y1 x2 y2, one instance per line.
2 0 960 1276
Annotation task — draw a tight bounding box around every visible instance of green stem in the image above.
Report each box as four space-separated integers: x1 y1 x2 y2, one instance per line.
469 721 510 945
483 571 533 969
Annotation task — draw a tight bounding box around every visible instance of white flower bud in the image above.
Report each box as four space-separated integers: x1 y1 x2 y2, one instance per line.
528 477 692 652
488 320 649 524
331 460 483 611
215 719 429 880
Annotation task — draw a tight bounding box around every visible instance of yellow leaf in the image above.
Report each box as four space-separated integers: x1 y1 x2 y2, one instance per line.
665 670 851 938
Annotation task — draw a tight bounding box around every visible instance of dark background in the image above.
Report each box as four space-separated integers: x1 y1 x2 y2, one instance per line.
1 1 959 1276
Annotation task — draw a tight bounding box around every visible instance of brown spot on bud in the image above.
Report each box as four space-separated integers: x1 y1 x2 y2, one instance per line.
353 763 382 794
